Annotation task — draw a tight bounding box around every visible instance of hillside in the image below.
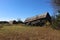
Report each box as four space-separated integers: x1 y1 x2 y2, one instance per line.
0 24 60 40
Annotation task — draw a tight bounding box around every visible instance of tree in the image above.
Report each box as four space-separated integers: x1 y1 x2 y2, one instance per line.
51 0 60 18
17 18 23 24
13 20 17 24
52 10 60 29
17 19 23 23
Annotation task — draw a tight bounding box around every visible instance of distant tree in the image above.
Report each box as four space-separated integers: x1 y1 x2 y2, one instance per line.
13 20 17 24
17 18 23 24
17 19 23 24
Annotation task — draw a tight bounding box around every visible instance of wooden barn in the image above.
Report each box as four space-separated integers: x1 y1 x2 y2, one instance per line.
24 12 51 26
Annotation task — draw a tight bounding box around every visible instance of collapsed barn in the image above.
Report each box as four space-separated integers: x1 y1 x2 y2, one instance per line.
24 12 51 26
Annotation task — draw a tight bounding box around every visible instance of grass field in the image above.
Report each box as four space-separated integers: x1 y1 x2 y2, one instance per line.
0 24 60 40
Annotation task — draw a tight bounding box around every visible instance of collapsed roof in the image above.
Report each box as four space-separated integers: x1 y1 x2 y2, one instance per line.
24 12 50 22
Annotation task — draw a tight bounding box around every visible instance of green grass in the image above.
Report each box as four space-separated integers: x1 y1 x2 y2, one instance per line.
0 24 60 40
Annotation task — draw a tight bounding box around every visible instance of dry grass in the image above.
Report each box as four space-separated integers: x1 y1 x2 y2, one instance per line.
0 24 60 40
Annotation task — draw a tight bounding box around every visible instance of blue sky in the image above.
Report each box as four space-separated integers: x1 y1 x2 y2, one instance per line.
0 0 53 21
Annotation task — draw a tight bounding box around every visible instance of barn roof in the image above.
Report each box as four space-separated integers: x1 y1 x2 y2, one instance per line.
24 12 50 22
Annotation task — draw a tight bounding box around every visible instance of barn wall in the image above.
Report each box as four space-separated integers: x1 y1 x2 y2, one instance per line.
46 13 52 24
